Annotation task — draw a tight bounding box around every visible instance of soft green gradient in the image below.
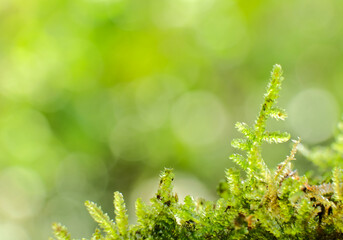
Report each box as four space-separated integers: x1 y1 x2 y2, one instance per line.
0 0 342 239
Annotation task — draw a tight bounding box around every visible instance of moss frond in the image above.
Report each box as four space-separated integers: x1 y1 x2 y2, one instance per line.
114 191 129 237
52 223 71 240
135 198 148 226
85 200 118 237
333 167 343 201
262 131 290 144
90 228 102 240
51 64 343 239
229 153 248 170
230 64 290 183
235 122 254 139
268 107 288 121
225 168 241 198
274 138 300 185
156 168 176 204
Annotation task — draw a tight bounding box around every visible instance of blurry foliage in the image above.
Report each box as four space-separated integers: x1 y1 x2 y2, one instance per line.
299 118 343 181
1 0 343 239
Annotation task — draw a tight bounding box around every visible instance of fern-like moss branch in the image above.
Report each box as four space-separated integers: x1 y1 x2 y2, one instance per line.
230 64 290 183
85 200 118 237
52 223 71 240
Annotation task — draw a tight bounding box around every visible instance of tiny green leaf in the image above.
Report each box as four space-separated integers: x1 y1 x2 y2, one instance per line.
85 200 118 237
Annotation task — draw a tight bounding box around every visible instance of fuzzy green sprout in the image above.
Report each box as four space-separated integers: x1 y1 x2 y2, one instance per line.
52 65 343 239
230 64 290 183
51 223 71 240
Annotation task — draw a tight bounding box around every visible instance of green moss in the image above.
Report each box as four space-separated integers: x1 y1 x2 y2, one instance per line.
51 65 343 239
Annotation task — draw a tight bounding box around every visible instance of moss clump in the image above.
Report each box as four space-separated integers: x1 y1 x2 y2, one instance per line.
51 65 343 239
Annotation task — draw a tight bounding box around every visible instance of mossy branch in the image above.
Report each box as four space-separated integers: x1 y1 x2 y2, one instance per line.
85 200 118 238
52 223 71 240
114 191 129 237
230 64 290 183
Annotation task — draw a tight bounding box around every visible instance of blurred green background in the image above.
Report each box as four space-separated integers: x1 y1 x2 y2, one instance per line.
1 0 343 239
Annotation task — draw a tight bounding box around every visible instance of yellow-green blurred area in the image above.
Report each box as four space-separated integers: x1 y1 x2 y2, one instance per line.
1 0 343 239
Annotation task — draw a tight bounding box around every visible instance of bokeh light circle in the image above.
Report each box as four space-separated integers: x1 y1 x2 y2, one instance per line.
171 91 228 146
0 167 45 219
134 76 185 130
0 222 29 240
288 88 339 144
151 0 214 28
